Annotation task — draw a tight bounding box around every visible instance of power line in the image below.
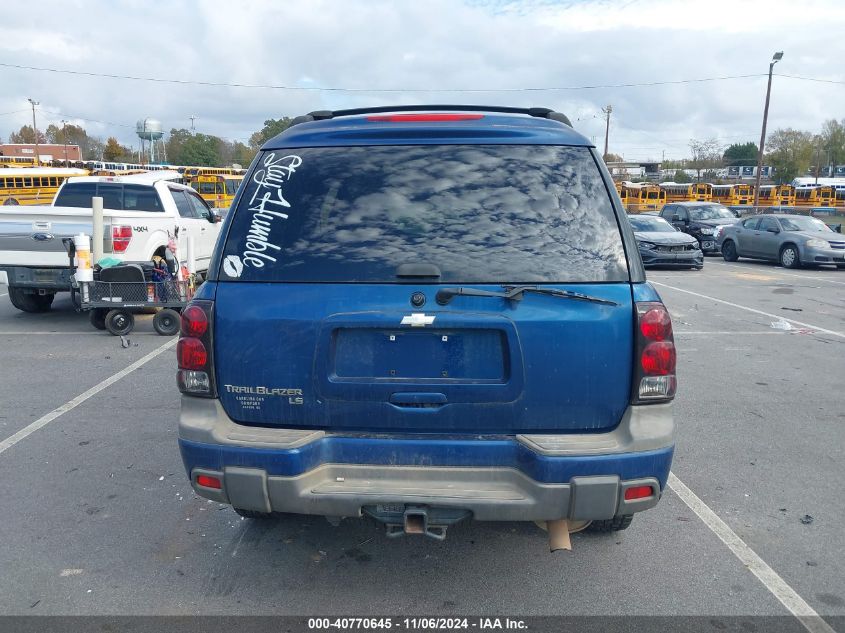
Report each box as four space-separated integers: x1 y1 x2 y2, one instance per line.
0 61 773 92
0 108 30 117
39 107 135 129
775 73 845 85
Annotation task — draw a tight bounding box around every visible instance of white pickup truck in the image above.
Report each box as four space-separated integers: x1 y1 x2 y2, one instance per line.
0 171 223 312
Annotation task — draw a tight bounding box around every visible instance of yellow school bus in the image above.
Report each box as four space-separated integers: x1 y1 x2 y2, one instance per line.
614 181 628 207
190 174 245 210
659 183 693 203
834 186 845 208
0 168 89 206
182 166 243 179
711 184 753 206
660 183 712 203
776 184 796 207
623 182 666 213
0 156 40 169
794 185 835 208
755 185 779 207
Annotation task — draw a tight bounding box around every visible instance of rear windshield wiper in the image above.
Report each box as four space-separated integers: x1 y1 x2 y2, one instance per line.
435 285 618 306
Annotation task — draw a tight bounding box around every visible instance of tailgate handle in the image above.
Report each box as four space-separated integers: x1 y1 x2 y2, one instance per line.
389 392 447 408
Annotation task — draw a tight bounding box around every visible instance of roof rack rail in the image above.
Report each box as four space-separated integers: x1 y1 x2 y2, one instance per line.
289 105 572 128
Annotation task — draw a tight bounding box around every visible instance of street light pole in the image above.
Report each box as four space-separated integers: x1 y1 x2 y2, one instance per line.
61 119 68 165
753 51 783 207
27 98 40 165
602 105 613 161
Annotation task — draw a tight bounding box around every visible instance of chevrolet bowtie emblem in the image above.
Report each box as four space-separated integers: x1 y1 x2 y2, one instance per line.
400 313 436 327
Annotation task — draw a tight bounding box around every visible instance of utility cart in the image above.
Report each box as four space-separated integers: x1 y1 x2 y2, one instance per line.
79 275 194 336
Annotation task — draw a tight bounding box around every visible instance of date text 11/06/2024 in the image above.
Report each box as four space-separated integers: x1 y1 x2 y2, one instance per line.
307 618 528 630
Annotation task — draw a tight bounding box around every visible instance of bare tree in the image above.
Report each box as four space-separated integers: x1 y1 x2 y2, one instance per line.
688 138 722 182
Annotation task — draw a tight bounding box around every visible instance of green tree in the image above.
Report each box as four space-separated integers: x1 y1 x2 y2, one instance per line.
166 129 221 166
103 137 126 161
765 128 815 184
820 119 845 169
8 125 46 144
672 170 692 183
248 117 294 149
722 142 758 166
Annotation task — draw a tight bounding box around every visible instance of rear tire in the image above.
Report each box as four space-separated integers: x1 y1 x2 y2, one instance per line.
105 309 134 336
780 244 801 269
721 240 739 262
153 308 181 336
234 508 275 520
8 287 54 313
585 515 634 533
3 198 19 205
89 308 108 330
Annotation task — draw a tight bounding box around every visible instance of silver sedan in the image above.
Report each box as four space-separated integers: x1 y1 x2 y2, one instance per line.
717 214 845 269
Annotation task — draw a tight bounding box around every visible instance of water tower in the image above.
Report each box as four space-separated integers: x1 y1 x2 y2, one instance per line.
136 118 165 164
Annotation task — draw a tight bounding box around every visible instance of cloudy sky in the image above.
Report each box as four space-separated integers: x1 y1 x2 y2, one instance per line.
2 0 844 160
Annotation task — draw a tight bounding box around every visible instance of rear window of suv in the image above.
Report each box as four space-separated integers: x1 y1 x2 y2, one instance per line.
220 145 628 283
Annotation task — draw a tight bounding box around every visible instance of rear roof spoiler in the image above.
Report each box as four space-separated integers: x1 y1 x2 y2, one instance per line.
289 105 572 128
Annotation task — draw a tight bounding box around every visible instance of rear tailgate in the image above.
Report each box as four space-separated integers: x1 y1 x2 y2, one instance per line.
215 282 632 433
0 206 109 267
212 141 635 435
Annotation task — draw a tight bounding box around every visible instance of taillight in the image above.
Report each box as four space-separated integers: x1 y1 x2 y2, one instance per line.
112 225 132 253
177 338 207 369
181 305 208 337
634 302 676 403
177 299 215 397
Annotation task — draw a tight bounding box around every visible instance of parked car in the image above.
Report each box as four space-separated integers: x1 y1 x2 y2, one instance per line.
660 202 739 255
718 214 845 269
627 214 703 269
177 106 677 543
0 171 222 313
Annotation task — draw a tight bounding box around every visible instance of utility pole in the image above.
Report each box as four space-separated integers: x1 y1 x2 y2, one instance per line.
601 105 613 161
61 119 68 164
753 51 783 206
189 115 197 131
27 98 40 165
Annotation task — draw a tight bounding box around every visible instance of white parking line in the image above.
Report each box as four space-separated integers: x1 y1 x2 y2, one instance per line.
668 474 835 633
0 339 176 456
652 281 845 339
0 331 158 335
675 331 786 335
708 261 845 286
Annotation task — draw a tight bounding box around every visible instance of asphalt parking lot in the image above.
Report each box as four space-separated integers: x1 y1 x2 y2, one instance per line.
0 262 843 626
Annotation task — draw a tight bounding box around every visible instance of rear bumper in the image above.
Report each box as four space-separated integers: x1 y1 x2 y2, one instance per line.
178 398 674 521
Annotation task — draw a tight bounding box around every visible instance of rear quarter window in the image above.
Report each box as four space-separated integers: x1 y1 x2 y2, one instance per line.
220 145 628 283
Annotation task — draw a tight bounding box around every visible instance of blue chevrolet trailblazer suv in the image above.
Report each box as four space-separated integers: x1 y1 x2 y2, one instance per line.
177 105 676 541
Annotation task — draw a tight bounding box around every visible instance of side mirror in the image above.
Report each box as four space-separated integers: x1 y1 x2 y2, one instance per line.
672 214 682 223
767 226 780 234
207 210 220 224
